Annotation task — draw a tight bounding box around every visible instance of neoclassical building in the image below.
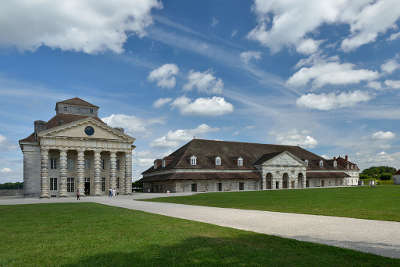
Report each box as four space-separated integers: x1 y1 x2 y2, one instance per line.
19 98 135 197
142 139 360 193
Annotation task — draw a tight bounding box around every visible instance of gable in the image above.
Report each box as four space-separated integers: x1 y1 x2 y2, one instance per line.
38 118 134 142
261 152 305 167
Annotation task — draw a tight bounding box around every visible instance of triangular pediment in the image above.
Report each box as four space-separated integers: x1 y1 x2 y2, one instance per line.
259 151 306 167
38 117 134 142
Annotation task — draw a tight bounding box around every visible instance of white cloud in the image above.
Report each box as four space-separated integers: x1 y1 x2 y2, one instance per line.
248 0 400 53
384 80 400 89
183 70 224 94
102 114 164 136
296 39 321 55
381 59 400 74
211 17 219 27
271 129 318 148
388 32 400 41
148 64 179 89
153 98 172 108
171 96 234 116
372 131 396 140
1 168 12 173
296 91 372 111
240 51 262 64
0 0 162 54
367 81 382 90
231 30 238 37
287 58 379 88
151 124 219 149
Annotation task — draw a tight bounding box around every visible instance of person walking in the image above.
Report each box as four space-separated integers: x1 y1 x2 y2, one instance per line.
76 189 80 200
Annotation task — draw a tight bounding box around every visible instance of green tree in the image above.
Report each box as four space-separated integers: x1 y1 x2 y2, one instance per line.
361 166 396 179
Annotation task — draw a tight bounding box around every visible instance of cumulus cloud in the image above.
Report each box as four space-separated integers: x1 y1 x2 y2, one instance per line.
271 129 318 148
171 96 234 116
296 39 321 55
287 58 379 88
102 114 164 136
153 97 172 108
388 32 400 41
384 80 400 89
1 168 12 173
367 81 382 90
381 59 400 74
240 51 262 64
248 0 400 53
151 124 219 149
183 70 224 94
372 131 396 140
296 91 372 111
148 64 179 88
0 0 162 54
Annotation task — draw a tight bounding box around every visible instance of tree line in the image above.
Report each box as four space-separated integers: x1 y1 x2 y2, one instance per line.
360 166 397 180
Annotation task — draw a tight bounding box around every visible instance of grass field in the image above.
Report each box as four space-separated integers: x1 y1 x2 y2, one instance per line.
146 185 400 222
1 203 399 266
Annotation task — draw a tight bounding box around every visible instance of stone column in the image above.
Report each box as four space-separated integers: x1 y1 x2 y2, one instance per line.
94 150 101 196
59 149 68 197
77 149 85 196
110 151 117 190
271 174 276 190
40 147 50 198
261 170 266 190
125 151 132 194
303 173 307 188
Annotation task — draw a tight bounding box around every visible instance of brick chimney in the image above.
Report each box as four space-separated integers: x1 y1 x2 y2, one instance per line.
345 155 348 161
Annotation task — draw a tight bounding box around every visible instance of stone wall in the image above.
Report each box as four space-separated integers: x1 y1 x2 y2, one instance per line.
0 189 24 197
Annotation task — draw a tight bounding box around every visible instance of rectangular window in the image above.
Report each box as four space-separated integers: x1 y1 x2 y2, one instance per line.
101 177 106 192
50 178 57 191
64 106 68 112
117 177 120 189
90 108 93 114
102 159 106 170
67 159 74 170
191 183 197 192
67 177 75 192
116 159 120 171
218 183 222 192
239 182 244 191
50 158 57 169
84 159 91 169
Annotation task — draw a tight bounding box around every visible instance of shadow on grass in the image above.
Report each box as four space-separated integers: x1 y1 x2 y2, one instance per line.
61 235 399 267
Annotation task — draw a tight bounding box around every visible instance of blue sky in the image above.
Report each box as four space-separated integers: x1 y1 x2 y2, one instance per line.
1 0 400 182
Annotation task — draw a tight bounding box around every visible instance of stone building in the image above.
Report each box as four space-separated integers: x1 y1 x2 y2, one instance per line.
19 98 135 197
141 139 359 193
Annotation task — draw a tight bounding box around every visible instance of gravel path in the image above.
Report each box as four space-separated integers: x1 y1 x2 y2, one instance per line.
1 194 400 259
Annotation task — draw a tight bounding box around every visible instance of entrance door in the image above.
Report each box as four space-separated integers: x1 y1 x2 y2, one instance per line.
84 178 90 195
50 178 58 197
218 182 222 192
321 180 325 187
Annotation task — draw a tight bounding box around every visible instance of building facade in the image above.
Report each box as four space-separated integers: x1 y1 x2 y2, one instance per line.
19 98 135 197
142 139 359 193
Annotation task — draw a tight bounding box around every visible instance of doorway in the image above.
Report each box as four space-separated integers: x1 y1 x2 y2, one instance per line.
84 177 90 195
218 182 222 192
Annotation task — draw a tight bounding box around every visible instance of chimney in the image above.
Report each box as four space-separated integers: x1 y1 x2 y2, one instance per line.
163 156 173 168
345 155 348 161
333 156 336 160
34 120 47 134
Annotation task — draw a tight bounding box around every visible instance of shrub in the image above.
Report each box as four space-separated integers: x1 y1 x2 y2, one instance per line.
379 173 392 180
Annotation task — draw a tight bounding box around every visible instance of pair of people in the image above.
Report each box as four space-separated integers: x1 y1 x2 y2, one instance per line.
108 188 117 198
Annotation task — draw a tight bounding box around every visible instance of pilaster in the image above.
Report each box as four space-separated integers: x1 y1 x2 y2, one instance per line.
59 149 68 197
77 149 85 196
94 150 101 196
110 151 117 190
125 151 132 194
40 147 50 198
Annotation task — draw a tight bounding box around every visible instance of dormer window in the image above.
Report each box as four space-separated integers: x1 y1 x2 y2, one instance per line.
237 157 243 167
304 159 308 166
319 160 324 167
333 160 337 168
162 159 166 168
154 161 158 169
215 156 221 166
190 155 197 166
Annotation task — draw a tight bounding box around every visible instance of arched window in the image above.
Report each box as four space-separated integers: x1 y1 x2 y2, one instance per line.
237 157 243 167
333 160 337 168
304 159 308 166
319 160 324 167
215 156 221 166
190 155 197 166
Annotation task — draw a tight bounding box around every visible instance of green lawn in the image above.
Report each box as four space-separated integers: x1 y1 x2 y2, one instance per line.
146 185 400 222
1 203 398 266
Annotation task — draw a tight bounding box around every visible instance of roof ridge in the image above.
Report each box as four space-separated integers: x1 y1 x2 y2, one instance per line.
192 138 303 148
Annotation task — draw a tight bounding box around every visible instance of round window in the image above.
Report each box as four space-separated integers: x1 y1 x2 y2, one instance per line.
84 126 95 136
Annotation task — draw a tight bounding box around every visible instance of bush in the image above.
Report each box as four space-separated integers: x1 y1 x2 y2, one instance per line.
379 173 392 180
